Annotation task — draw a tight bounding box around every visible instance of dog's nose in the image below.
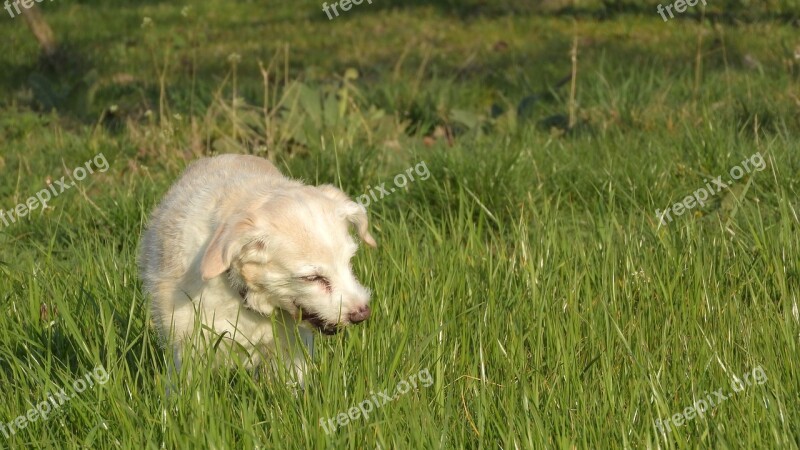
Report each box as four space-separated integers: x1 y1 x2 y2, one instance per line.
348 305 371 324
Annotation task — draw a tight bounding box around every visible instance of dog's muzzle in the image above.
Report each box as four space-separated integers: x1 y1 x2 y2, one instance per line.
302 311 341 335
226 271 370 335
300 305 371 335
348 305 371 324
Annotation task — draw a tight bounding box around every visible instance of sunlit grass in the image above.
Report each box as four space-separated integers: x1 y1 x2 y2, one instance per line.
0 1 798 448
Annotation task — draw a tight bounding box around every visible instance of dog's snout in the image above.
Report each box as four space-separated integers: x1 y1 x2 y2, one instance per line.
348 305 371 324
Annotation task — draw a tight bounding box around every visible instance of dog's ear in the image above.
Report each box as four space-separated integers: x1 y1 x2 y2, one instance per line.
317 184 351 203
339 201 377 248
201 216 256 280
319 185 377 248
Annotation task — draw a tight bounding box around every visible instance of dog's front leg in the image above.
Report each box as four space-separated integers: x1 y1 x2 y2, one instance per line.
270 314 315 390
165 347 182 398
293 328 315 388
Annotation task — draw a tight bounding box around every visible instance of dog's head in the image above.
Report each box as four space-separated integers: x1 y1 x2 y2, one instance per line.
199 184 376 335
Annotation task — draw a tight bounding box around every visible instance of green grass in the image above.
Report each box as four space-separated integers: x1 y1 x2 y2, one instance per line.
0 1 798 448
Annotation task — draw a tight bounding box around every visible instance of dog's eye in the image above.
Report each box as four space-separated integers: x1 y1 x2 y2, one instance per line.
301 275 332 292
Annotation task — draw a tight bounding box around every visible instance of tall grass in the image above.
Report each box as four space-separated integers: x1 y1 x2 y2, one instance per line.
0 1 798 448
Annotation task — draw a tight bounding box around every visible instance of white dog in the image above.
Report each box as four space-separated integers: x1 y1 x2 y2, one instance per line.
138 154 376 382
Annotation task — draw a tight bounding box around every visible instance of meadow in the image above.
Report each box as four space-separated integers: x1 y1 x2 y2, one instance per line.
0 0 798 448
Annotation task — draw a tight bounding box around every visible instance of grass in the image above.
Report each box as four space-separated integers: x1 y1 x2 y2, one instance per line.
0 0 798 448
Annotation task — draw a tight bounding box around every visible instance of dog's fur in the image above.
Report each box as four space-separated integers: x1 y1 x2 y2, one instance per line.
138 154 376 381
